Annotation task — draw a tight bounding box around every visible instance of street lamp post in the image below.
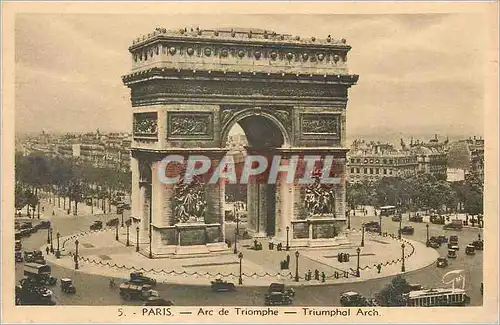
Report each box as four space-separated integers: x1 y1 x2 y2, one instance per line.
136 226 140 252
75 239 79 270
286 226 290 251
149 226 153 259
361 223 365 247
56 232 60 258
121 211 125 228
47 227 50 244
398 215 403 240
347 210 351 230
126 222 130 246
238 252 243 285
401 243 406 273
379 212 383 236
294 251 300 282
356 247 361 277
115 223 119 241
37 202 40 219
49 228 54 253
478 233 482 241
426 224 430 246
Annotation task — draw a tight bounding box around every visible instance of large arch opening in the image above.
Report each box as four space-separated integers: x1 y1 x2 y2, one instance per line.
223 113 287 238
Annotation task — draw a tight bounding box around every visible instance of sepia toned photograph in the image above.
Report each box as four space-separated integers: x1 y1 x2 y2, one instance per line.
1 2 498 323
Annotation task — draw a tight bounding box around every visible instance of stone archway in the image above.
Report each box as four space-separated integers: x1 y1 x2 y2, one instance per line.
123 27 359 255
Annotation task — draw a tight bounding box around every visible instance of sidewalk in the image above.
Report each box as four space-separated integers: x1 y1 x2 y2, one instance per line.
46 227 438 287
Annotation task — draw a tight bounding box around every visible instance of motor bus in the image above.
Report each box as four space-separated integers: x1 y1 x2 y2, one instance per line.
380 206 396 217
404 288 470 307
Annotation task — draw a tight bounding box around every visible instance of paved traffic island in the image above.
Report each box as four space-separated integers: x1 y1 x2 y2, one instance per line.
45 228 438 287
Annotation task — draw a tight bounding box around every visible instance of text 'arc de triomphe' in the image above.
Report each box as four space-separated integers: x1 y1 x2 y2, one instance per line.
122 28 359 256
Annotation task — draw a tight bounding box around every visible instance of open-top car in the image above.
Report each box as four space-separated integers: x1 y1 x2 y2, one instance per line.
90 220 103 231
436 257 448 268
465 244 476 255
129 272 157 286
210 279 236 292
60 278 76 294
399 226 414 235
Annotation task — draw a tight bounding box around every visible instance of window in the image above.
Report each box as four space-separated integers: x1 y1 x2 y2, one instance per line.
389 159 393 164
364 168 367 174
389 170 393 175
350 168 354 173
350 159 355 163
356 168 360 173
376 168 379 174
383 159 387 164
370 168 373 174
357 159 361 163
383 168 387 174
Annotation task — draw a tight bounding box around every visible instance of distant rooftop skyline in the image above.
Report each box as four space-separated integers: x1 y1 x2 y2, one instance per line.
15 14 486 137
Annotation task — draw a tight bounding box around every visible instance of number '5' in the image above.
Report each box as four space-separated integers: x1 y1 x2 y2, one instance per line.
118 308 124 317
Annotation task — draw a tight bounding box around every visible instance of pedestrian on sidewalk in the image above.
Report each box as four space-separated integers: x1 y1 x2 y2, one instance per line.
46 246 50 255
321 272 326 283
307 269 312 281
52 211 55 216
286 254 290 265
377 263 382 274
314 269 320 281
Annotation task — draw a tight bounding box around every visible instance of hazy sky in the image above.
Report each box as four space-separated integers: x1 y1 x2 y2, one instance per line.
15 13 487 139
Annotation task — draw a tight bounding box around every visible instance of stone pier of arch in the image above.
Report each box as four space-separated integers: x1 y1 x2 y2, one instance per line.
122 27 359 257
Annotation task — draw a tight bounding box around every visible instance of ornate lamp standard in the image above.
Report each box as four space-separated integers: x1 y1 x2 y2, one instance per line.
233 212 240 254
149 224 153 259
425 224 430 246
115 223 119 241
401 243 406 273
238 252 243 285
121 210 125 228
136 226 140 252
47 227 51 244
126 221 130 246
49 228 54 253
286 226 290 251
56 232 61 258
347 210 351 230
398 214 403 240
74 239 79 270
356 247 361 277
294 251 300 282
361 223 365 247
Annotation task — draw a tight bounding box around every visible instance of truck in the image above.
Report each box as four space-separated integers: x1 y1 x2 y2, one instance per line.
16 278 56 305
24 263 57 286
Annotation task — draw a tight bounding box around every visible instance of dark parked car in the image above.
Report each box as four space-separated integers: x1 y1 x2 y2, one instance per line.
436 257 448 268
437 235 448 243
409 215 423 223
465 244 476 255
472 240 484 250
210 279 236 292
268 283 295 297
428 240 441 249
106 218 120 227
129 272 157 286
90 221 103 230
399 226 414 235
364 221 380 233
38 221 51 229
60 278 76 294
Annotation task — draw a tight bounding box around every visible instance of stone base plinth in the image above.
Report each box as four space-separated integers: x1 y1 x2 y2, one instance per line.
270 236 351 248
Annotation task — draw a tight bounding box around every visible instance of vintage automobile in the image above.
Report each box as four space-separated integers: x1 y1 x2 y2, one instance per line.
391 215 401 222
428 240 441 249
448 235 459 249
15 251 24 263
447 249 457 259
340 291 372 307
143 298 175 306
472 240 484 251
15 240 22 250
408 284 425 292
119 283 160 301
436 257 448 268
106 218 120 227
409 215 423 223
364 221 380 233
16 279 56 305
129 272 157 286
24 250 46 264
38 221 51 229
465 244 476 255
210 279 236 292
264 291 293 306
24 263 57 286
268 283 295 297
399 226 415 235
60 278 76 294
437 235 449 244
430 215 445 225
443 219 463 230
90 220 103 231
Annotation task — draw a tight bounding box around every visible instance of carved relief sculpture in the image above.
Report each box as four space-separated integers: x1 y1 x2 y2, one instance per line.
168 112 212 136
133 112 158 137
171 174 207 224
302 168 336 218
302 114 339 135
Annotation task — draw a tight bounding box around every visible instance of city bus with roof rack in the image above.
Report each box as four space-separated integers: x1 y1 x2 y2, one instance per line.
403 288 470 307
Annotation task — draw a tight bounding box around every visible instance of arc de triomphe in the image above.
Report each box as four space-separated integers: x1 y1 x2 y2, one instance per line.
122 27 359 256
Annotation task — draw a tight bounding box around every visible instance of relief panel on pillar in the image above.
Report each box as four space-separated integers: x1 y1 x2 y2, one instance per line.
171 175 208 225
297 112 342 147
133 112 158 140
165 111 216 149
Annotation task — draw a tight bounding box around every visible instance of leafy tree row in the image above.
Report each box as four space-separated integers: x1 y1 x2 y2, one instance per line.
15 152 131 216
346 172 483 215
